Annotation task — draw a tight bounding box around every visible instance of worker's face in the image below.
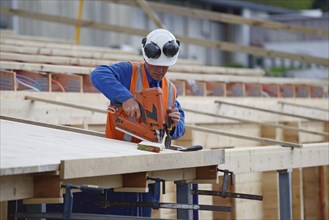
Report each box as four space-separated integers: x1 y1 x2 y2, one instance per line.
145 62 169 81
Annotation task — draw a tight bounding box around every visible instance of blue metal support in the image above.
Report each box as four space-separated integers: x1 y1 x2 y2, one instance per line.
192 183 199 220
278 169 292 220
63 184 74 220
176 181 192 220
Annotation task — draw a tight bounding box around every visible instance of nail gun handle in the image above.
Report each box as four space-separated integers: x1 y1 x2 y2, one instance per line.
180 145 203 151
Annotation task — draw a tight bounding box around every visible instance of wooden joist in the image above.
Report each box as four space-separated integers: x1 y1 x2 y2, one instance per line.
215 100 329 123
0 37 138 55
218 142 329 174
106 0 329 37
0 51 264 76
1 7 327 66
1 61 326 87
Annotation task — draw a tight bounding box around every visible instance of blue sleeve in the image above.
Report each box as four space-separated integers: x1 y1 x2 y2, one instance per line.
90 62 133 106
170 99 185 140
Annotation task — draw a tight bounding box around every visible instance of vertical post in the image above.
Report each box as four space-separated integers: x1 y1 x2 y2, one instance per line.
74 0 84 45
63 184 73 220
278 169 292 220
192 183 199 220
176 181 192 220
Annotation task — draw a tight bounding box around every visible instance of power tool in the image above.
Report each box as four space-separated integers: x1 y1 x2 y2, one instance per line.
110 88 165 144
110 87 203 152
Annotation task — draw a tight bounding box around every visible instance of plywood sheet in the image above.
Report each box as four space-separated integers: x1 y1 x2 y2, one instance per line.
0 119 224 178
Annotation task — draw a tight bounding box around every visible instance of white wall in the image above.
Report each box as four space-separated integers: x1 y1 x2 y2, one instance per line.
264 40 329 68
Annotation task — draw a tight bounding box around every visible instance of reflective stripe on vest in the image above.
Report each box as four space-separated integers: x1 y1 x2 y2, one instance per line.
106 61 177 142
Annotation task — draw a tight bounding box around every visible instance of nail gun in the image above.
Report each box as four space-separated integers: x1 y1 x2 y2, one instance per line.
110 88 165 144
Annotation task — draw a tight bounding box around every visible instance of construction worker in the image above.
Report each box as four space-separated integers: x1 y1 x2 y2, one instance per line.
91 28 185 142
77 29 185 217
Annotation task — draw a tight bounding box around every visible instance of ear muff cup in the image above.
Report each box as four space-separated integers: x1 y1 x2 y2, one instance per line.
163 40 180 57
142 38 161 59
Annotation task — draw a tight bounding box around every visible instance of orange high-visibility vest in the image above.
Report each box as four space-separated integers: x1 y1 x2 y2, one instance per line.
106 61 177 143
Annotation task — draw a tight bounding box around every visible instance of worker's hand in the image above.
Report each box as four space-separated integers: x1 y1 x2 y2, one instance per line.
167 107 180 127
122 98 141 119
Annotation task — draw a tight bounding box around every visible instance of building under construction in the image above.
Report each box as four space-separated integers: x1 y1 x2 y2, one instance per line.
0 1 328 219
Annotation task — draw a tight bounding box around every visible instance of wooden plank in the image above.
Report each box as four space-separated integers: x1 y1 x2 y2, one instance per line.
0 51 263 76
226 83 245 97
186 124 302 148
23 197 63 204
2 91 327 126
278 101 329 112
15 70 50 92
33 174 61 198
218 142 329 174
0 202 8 220
1 7 328 66
0 61 93 75
0 174 34 201
0 115 105 137
206 82 226 96
0 45 142 62
50 73 83 93
0 38 135 55
0 69 16 91
60 149 224 179
0 119 224 179
105 0 329 37
0 29 72 43
215 100 329 123
195 165 218 181
135 0 165 28
184 108 329 137
1 61 327 88
167 71 328 87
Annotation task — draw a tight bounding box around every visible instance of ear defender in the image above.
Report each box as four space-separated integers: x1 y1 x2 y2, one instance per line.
163 39 180 57
142 38 161 59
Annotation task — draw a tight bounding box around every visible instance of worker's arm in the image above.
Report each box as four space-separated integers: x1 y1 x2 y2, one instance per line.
169 100 185 140
90 62 133 106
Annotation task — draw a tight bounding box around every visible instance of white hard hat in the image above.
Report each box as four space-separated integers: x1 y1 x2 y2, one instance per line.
142 29 180 66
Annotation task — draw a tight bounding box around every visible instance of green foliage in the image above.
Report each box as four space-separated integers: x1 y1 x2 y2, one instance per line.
266 67 296 77
244 0 314 10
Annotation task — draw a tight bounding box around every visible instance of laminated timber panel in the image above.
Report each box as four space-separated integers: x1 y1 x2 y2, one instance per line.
212 179 235 219
262 171 278 219
1 61 327 90
0 70 16 91
234 173 263 220
281 84 295 97
226 82 245 97
191 123 263 148
311 85 326 98
295 85 311 98
1 92 328 126
50 73 82 93
302 166 329 220
0 37 137 55
171 80 185 96
206 82 226 97
15 70 50 92
298 121 329 143
180 97 328 124
1 119 224 199
217 143 329 174
263 84 281 97
303 167 320 219
245 83 263 97
82 74 99 93
185 80 206 96
0 91 108 125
